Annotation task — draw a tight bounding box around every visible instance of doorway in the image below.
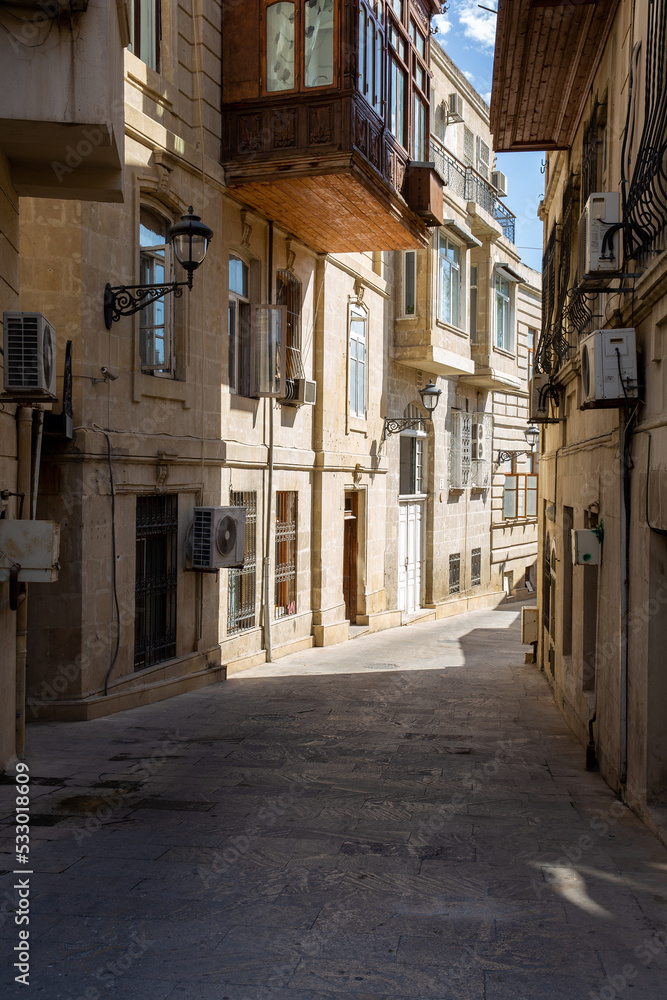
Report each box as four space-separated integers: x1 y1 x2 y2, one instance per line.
343 491 358 622
398 501 423 613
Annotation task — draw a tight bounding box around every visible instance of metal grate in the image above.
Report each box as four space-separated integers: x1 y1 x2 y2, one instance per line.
581 101 600 206
277 270 305 401
449 552 461 595
192 508 212 567
227 491 257 634
6 315 39 387
134 494 178 670
275 491 297 618
471 548 481 587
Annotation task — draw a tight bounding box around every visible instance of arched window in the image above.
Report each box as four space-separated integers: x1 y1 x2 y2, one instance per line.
139 207 173 375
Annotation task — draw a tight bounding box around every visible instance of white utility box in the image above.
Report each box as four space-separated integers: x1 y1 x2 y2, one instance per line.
521 606 539 644
0 521 60 582
580 328 638 408
572 529 601 566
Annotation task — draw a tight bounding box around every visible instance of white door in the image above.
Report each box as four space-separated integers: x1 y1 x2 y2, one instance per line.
398 502 423 613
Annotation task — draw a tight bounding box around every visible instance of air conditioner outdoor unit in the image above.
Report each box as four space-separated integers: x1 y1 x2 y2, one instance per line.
529 372 552 422
3 312 57 400
448 92 464 122
580 328 638 408
578 192 621 286
187 507 246 571
294 377 316 405
492 170 508 197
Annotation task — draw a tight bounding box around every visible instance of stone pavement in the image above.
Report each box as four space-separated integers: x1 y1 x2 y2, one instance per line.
2 603 667 1000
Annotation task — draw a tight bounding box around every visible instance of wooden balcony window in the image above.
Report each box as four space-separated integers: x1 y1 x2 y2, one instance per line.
223 0 441 252
264 0 335 94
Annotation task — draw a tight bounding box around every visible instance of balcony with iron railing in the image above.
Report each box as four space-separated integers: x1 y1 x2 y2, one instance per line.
430 139 516 244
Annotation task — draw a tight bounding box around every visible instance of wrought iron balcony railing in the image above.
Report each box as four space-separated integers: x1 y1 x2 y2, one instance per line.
430 140 516 244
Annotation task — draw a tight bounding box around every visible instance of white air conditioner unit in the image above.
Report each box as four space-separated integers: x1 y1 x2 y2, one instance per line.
580 328 638 409
187 507 246 571
492 170 508 197
448 92 464 122
294 378 316 405
529 372 552 422
578 192 621 286
3 312 57 400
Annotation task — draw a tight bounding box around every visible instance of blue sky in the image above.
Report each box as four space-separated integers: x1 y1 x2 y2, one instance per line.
432 1 545 272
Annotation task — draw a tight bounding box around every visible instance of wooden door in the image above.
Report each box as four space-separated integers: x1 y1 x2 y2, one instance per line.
343 491 358 622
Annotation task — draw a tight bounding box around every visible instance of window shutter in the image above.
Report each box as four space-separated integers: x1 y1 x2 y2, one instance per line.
472 413 492 488
463 126 474 167
476 137 490 180
450 411 472 488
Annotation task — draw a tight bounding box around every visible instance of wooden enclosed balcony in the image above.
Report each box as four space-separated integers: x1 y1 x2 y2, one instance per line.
222 0 443 253
490 0 620 152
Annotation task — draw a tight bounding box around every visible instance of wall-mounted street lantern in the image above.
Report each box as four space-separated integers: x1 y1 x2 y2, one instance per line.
497 424 540 465
103 207 213 329
383 380 443 439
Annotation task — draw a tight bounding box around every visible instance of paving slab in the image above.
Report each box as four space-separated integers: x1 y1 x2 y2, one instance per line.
2 603 667 998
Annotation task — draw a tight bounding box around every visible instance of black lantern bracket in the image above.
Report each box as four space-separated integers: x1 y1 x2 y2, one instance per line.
103 207 213 330
382 379 442 439
104 279 190 330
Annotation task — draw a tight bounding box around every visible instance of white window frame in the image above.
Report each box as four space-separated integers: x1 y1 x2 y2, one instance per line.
139 207 174 377
399 405 427 497
402 250 417 317
348 301 368 419
476 136 491 180
228 254 251 396
494 271 514 353
437 233 464 330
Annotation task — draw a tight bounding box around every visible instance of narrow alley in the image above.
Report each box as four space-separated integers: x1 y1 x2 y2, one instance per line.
2 604 667 1000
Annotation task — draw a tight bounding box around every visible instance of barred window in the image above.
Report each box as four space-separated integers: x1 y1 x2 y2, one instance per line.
228 491 257 634
135 494 178 670
277 270 305 385
275 491 297 618
449 552 461 595
471 548 481 587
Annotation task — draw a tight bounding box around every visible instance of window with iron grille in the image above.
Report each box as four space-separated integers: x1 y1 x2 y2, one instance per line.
449 552 461 595
471 548 481 587
134 494 178 670
275 491 297 619
227 491 257 634
277 270 305 393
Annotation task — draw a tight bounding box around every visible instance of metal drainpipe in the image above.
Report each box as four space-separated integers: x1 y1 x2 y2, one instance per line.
15 406 33 757
620 411 631 788
263 221 274 662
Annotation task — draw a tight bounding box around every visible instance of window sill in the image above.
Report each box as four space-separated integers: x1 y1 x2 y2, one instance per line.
139 372 189 404
348 415 367 435
436 319 468 338
493 345 517 359
398 493 428 502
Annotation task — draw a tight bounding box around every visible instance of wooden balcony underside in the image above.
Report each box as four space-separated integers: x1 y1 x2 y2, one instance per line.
225 158 431 253
491 0 620 152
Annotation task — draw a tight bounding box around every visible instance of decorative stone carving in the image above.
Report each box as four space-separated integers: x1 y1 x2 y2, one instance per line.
285 237 296 272
240 210 252 248
272 109 296 148
238 114 262 154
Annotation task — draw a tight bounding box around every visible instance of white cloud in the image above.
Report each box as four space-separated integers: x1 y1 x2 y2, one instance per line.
483 91 492 104
431 14 452 37
457 0 498 50
463 70 475 83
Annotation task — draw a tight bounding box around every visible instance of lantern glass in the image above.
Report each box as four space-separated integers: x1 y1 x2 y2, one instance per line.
524 425 540 451
419 380 442 413
168 208 213 273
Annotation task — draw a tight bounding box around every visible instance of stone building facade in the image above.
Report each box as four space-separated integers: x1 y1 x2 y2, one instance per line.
492 0 667 843
1 2 539 768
